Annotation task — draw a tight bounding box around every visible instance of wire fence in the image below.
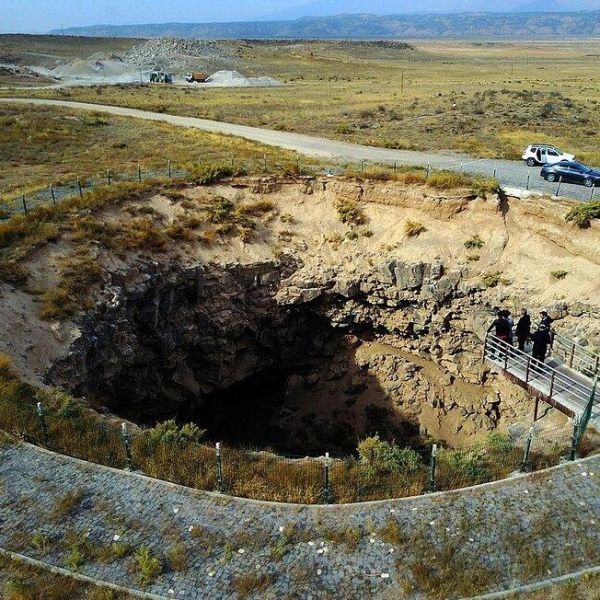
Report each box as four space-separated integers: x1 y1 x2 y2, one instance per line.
1 154 597 220
1 391 588 505
0 155 318 218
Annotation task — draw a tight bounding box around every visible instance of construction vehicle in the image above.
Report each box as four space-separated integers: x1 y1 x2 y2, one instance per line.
186 72 208 83
150 71 173 84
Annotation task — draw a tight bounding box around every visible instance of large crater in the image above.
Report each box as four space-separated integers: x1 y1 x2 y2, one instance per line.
46 254 525 456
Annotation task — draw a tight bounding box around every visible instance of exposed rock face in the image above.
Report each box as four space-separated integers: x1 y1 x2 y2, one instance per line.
47 252 533 451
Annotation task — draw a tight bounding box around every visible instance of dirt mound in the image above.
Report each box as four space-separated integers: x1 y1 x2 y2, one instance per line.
205 69 280 87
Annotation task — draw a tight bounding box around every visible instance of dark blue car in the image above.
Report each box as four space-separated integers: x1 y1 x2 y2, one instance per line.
540 161 600 188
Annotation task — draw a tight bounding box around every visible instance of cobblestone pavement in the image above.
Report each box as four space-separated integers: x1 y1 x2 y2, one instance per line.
1 443 599 599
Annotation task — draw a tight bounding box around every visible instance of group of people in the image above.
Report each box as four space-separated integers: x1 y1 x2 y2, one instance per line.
487 308 557 363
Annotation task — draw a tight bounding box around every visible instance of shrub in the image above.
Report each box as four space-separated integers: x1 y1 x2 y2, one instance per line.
550 269 569 280
482 271 510 288
166 543 189 572
187 163 235 185
565 201 600 228
470 177 501 197
237 199 275 216
145 419 206 448
464 235 484 249
486 433 514 454
335 198 367 225
0 259 29 285
404 220 426 237
135 546 162 586
357 435 421 473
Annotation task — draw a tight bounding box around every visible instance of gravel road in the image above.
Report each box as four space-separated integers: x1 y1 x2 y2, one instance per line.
2 97 597 202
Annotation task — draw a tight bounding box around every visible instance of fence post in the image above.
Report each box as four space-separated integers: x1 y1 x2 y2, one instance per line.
426 162 431 179
429 444 438 492
107 170 112 185
36 402 50 448
568 343 576 368
168 161 172 178
77 178 83 197
393 161 397 174
526 173 531 191
323 452 333 504
590 186 595 202
520 427 534 471
121 422 134 471
22 195 27 214
360 160 365 173
493 168 497 179
570 416 581 461
215 443 224 492
548 371 556 400
138 163 142 182
50 188 56 204
556 176 562 197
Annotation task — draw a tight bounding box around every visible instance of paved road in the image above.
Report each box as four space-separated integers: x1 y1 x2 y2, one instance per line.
2 97 597 202
1 442 599 599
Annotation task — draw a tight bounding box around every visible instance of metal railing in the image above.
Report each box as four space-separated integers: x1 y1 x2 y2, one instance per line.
551 331 600 380
483 334 597 413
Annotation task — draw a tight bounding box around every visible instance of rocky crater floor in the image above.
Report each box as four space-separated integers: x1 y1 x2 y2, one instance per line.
1 175 599 457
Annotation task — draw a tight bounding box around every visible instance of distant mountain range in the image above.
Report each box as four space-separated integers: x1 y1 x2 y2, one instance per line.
51 11 600 39
262 0 600 20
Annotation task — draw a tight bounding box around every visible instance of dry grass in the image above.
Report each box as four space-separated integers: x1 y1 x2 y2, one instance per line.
232 572 274 597
8 39 599 166
52 488 86 520
404 220 426 237
0 356 586 504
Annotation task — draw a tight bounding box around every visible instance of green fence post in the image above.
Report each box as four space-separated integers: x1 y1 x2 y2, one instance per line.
526 172 531 190
77 178 83 197
520 427 534 471
215 442 224 492
121 422 134 471
138 163 142 182
556 176 562 197
50 188 56 204
22 194 27 214
323 452 333 504
36 402 50 448
429 444 438 492
107 170 112 185
426 162 431 179
570 416 581 461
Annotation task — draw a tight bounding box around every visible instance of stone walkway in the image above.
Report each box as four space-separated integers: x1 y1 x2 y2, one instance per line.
0 442 599 599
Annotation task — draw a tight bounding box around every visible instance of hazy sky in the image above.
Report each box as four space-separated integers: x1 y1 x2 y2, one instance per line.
0 0 308 33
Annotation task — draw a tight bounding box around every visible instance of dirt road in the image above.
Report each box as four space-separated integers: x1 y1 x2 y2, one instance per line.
2 97 596 201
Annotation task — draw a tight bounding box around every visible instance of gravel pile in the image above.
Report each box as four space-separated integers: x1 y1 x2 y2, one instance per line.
123 38 239 72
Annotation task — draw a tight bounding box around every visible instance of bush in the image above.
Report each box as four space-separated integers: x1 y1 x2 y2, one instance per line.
357 435 421 473
146 419 206 448
187 163 235 185
335 198 367 226
565 201 600 228
135 546 162 586
405 220 426 237
486 432 514 454
482 271 510 288
550 269 569 280
0 259 29 285
464 235 484 249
